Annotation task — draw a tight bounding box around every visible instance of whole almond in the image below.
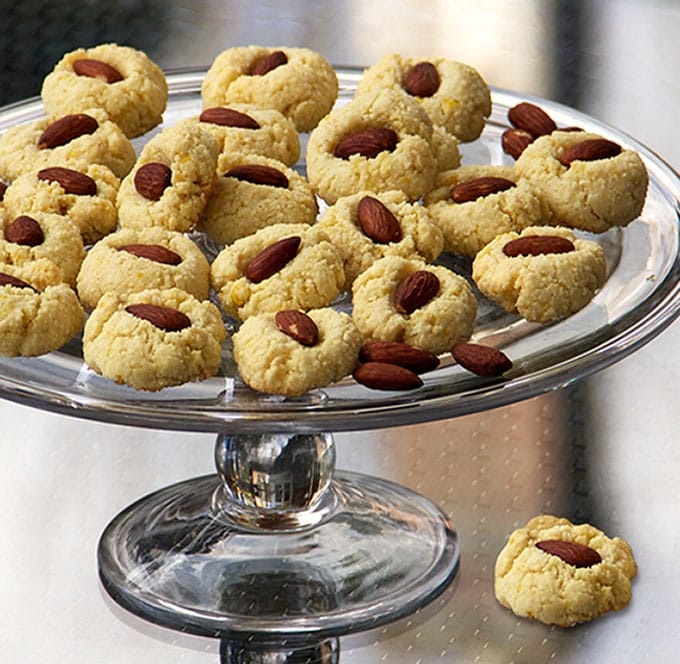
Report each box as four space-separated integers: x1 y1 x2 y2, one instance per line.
72 58 123 83
360 341 439 374
0 181 7 201
37 113 99 150
451 176 516 203
37 166 97 195
118 244 183 265
199 107 260 129
451 342 512 377
125 303 191 332
403 61 440 97
224 164 289 188
503 235 575 257
5 215 44 246
275 310 319 346
134 162 172 201
508 102 557 137
250 50 288 76
353 361 423 391
0 271 36 291
559 138 622 166
356 196 402 244
501 128 534 159
395 270 440 314
334 127 399 160
245 236 301 283
535 539 602 568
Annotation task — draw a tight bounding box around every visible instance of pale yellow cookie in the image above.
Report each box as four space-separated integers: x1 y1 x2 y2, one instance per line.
495 515 637 627
202 46 338 132
351 255 477 354
472 225 607 323
41 43 168 138
431 125 462 172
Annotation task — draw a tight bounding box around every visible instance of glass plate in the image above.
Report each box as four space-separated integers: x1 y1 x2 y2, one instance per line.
0 67 679 434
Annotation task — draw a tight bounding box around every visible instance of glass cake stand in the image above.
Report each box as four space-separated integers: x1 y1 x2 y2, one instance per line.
1 69 679 658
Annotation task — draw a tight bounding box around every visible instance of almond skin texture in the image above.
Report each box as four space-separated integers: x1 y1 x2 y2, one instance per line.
334 127 399 160
224 164 289 188
501 128 534 159
250 50 288 76
395 270 440 314
134 163 172 201
451 342 512 377
353 361 423 391
403 61 440 97
37 166 97 195
37 113 98 149
508 102 557 138
125 303 191 332
502 235 575 257
0 271 36 290
72 58 124 83
451 176 516 203
117 244 183 266
360 341 440 374
275 310 319 346
5 215 44 246
199 107 261 129
559 138 622 166
245 236 301 283
536 539 602 568
356 196 402 244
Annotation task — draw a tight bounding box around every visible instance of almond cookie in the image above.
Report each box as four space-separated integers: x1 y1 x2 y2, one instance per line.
117 123 219 233
306 88 438 204
233 308 364 396
472 226 607 323
41 43 168 138
211 223 345 321
495 515 637 627
424 164 546 257
2 164 120 244
199 153 318 246
0 107 136 181
201 46 338 133
316 189 443 287
351 255 477 355
513 130 648 233
356 53 491 142
76 228 211 309
82 287 226 391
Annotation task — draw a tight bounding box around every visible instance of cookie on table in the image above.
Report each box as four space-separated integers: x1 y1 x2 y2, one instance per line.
117 123 219 233
211 223 345 321
76 228 211 310
472 225 607 323
41 43 168 139
233 308 364 396
494 514 637 627
513 130 648 233
0 107 136 181
424 164 545 257
351 255 477 355
306 88 438 204
356 53 491 142
316 189 443 287
2 164 120 245
201 46 338 133
199 153 318 246
82 287 226 392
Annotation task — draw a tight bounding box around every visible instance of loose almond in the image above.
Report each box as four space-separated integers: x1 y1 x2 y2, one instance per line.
224 164 289 188
356 196 402 244
334 127 399 160
250 50 288 76
360 341 439 374
245 236 301 283
125 303 191 332
199 107 261 129
37 113 98 150
451 342 512 377
508 101 557 137
451 176 516 203
395 270 440 315
403 61 440 97
501 128 534 159
37 166 97 195
72 58 123 83
134 162 172 201
502 235 575 257
275 310 319 346
0 271 36 291
353 361 423 391
5 215 44 246
559 138 622 166
117 244 182 265
535 539 602 568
